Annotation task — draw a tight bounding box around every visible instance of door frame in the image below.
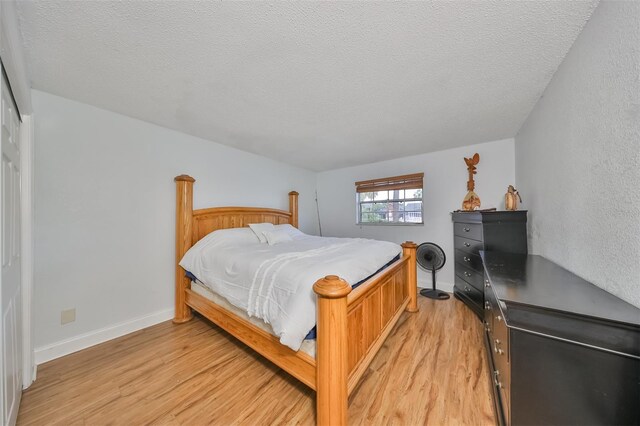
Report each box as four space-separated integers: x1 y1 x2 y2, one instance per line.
20 116 34 387
1 0 35 389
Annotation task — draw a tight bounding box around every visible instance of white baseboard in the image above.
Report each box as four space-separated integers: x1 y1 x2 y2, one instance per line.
34 308 174 365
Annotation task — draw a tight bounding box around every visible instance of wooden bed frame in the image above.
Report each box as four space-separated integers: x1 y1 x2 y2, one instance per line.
174 175 418 425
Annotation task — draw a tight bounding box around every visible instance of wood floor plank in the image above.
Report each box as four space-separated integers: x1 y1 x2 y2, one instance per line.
18 297 494 425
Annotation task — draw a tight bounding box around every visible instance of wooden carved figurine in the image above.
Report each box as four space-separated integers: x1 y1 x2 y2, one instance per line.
462 153 481 211
505 185 522 211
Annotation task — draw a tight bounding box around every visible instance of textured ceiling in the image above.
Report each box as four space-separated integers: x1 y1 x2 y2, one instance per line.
17 1 597 171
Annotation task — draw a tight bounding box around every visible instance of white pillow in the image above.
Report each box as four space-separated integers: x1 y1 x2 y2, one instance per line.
180 228 260 264
248 223 275 243
180 227 260 270
274 224 306 238
201 227 260 246
262 229 294 246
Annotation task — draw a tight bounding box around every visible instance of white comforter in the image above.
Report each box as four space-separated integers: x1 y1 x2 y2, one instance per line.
179 228 401 351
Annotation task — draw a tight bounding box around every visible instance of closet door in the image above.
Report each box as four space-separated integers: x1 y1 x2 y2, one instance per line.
1 69 22 426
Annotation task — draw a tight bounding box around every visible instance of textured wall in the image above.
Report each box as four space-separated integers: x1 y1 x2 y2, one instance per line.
33 90 318 351
317 138 516 293
515 1 640 307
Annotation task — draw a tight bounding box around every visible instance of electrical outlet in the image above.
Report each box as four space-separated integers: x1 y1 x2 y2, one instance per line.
61 308 76 325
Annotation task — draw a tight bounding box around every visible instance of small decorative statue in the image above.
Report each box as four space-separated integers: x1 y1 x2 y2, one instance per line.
462 153 481 211
505 185 522 211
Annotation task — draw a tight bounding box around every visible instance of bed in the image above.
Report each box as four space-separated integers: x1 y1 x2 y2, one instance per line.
173 175 418 425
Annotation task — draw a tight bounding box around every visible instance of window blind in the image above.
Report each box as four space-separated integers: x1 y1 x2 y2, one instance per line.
355 173 424 193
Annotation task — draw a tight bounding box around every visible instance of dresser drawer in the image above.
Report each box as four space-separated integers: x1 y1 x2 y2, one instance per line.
494 367 511 425
490 296 510 424
492 305 509 359
455 249 483 272
455 275 483 307
454 235 484 254
491 328 509 370
455 262 484 292
454 222 483 240
484 279 497 334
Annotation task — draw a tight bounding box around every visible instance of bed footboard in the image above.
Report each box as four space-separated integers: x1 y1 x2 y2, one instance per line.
314 242 418 425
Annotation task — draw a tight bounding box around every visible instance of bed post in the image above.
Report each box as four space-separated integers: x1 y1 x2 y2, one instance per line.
402 241 419 313
174 175 195 324
313 275 351 426
288 191 299 228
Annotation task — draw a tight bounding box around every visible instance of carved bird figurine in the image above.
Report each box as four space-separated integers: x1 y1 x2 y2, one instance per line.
505 185 522 211
462 153 481 211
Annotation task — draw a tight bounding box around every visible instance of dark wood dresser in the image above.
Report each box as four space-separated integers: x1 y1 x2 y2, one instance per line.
482 252 640 425
451 211 527 317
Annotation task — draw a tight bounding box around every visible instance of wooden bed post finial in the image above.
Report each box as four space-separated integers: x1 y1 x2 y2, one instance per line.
402 241 419 313
174 174 195 324
289 191 299 228
313 275 351 426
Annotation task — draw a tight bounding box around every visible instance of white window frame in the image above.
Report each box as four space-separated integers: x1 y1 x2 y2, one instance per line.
356 188 424 226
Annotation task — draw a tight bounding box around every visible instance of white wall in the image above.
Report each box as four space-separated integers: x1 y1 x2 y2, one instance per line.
515 1 640 308
317 138 516 292
33 90 318 362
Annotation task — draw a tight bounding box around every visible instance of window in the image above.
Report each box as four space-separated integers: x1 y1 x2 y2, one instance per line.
355 173 424 225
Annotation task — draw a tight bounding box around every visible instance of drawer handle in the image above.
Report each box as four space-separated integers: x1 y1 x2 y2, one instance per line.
463 227 470 232
494 371 504 389
464 271 472 277
464 242 471 247
463 256 471 262
496 315 503 322
485 301 490 310
464 286 471 293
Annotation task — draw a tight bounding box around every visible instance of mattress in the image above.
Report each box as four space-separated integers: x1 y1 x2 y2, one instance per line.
191 280 317 358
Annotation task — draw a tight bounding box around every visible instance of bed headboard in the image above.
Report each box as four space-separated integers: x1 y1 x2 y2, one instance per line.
174 174 298 322
175 173 298 251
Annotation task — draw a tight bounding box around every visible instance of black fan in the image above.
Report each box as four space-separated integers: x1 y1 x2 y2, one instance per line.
417 242 450 300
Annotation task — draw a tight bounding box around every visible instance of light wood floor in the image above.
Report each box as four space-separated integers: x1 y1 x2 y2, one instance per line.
18 296 495 425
